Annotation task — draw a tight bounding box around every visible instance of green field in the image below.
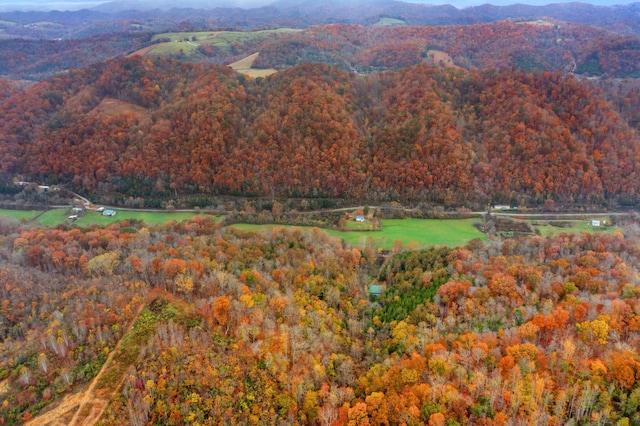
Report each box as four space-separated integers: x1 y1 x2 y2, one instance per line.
532 220 615 237
147 41 200 57
145 28 302 63
36 208 71 226
373 17 407 26
15 208 208 227
76 211 205 226
0 209 42 222
231 218 485 249
151 28 301 48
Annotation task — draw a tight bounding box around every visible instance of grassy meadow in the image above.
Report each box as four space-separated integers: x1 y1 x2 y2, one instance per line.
0 208 42 222
0 208 208 227
147 29 302 61
75 210 203 226
531 219 615 237
232 218 486 249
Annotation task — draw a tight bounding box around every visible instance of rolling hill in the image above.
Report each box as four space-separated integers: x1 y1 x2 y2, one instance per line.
1 55 639 207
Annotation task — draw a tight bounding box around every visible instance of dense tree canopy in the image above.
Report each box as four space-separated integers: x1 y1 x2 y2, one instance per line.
1 215 640 425
1 56 639 206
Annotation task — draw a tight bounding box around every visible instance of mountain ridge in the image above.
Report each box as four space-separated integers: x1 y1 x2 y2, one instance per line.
1 56 638 207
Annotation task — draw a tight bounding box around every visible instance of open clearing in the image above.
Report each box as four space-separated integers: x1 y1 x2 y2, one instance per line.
229 52 278 77
151 28 301 47
373 17 406 26
92 98 148 117
426 50 462 70
75 210 204 226
531 220 616 237
25 208 206 227
0 208 41 222
232 218 485 249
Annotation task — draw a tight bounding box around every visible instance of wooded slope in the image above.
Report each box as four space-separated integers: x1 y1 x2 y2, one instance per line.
1 56 639 206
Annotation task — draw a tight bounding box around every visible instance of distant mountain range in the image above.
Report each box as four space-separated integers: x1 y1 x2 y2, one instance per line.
1 1 639 39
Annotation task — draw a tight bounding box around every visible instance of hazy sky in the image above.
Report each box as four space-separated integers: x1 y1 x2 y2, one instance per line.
1 0 638 12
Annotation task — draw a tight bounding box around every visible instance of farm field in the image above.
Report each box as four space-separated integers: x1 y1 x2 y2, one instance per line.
10 208 208 227
146 28 301 61
0 208 42 222
76 211 205 226
531 220 616 237
231 218 486 249
374 17 407 26
151 28 300 46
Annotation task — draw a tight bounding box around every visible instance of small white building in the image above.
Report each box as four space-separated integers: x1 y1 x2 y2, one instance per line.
591 220 601 227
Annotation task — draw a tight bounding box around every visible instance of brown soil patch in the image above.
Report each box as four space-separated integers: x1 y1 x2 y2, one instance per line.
425 50 462 70
92 98 148 117
24 387 86 426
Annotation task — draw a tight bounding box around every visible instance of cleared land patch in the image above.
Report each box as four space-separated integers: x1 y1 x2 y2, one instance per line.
426 50 462 70
231 218 485 249
373 17 406 26
144 28 301 63
75 210 204 226
0 208 41 222
229 52 278 77
92 98 148 117
531 219 616 237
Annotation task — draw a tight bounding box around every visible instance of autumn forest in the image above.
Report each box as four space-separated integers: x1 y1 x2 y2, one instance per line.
1 56 640 207
1 7 640 426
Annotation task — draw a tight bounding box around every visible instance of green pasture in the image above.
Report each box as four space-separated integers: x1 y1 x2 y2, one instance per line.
147 41 199 57
152 28 301 48
532 220 615 237
231 218 485 249
0 209 42 222
151 32 219 42
344 220 378 231
36 208 70 226
373 18 406 26
20 208 207 227
75 211 203 226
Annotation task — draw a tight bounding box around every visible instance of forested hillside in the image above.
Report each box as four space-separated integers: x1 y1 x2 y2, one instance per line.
1 214 640 424
1 56 639 207
250 22 640 77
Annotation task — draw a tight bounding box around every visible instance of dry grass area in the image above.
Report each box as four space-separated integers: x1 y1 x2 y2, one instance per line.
229 52 278 77
92 98 148 117
426 50 462 70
